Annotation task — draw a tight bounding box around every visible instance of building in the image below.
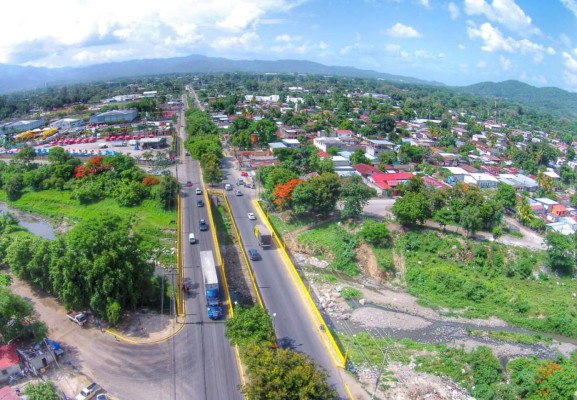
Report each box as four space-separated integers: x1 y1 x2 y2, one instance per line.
365 139 394 158
89 109 138 124
139 137 167 149
50 118 84 130
469 173 500 189
368 172 415 197
313 137 343 152
0 344 21 384
281 139 301 149
498 174 538 192
0 118 44 135
0 386 20 400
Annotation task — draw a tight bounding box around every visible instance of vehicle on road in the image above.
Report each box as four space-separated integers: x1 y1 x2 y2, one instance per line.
200 250 223 320
254 224 272 248
76 383 100 400
96 395 109 400
67 311 87 327
189 233 196 244
248 248 260 261
195 188 202 195
247 212 256 220
186 181 193 187
197 200 204 207
235 190 243 196
199 219 208 231
237 178 244 186
225 183 232 191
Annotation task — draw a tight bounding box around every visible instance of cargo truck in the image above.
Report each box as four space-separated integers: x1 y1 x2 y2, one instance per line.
254 224 272 248
200 250 223 320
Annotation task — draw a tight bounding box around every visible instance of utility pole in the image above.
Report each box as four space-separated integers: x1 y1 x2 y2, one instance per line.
371 346 390 400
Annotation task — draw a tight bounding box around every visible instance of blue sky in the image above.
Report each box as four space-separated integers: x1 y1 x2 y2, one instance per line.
2 0 577 91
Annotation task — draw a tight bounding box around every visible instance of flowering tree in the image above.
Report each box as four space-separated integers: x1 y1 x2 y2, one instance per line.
273 178 304 210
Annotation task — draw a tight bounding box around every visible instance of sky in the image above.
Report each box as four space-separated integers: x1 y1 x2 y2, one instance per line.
2 0 577 91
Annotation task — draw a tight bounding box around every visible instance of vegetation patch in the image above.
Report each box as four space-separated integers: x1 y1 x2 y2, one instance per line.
468 329 553 345
340 287 362 300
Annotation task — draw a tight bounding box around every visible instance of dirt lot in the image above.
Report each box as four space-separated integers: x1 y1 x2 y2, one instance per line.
10 277 177 399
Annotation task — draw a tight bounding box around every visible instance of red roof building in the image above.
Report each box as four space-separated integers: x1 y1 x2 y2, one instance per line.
422 176 451 189
0 386 20 400
369 172 415 190
352 163 381 177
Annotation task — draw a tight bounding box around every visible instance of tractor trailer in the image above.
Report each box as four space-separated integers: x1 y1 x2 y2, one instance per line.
200 250 223 320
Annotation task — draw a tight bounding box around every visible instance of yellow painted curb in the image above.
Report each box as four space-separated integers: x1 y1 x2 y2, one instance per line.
104 317 185 345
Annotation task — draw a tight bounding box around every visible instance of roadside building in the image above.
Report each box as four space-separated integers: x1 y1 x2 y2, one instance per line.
139 137 167 149
0 345 21 384
0 118 44 135
89 109 138 124
50 118 84 130
365 139 395 159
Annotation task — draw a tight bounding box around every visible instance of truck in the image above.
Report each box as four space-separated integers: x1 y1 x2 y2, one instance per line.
254 224 272 248
67 311 87 327
200 250 223 320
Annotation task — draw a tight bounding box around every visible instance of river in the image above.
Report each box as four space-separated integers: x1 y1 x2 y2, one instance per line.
0 203 56 240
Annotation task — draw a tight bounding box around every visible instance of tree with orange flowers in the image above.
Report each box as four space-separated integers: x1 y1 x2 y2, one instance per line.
273 178 304 210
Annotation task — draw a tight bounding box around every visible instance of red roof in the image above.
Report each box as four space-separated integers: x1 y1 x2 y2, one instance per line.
0 345 19 370
371 173 414 189
422 176 451 189
0 386 20 400
352 163 380 175
318 151 329 158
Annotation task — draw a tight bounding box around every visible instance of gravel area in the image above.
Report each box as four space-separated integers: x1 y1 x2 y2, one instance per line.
351 307 431 330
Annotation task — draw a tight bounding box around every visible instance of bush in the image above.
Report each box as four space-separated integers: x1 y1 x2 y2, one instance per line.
106 301 122 326
359 219 390 247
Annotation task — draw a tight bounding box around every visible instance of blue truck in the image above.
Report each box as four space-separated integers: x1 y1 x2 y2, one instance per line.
200 250 223 320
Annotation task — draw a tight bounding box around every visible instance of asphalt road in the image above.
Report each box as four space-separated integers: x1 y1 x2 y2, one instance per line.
175 101 242 400
221 157 349 399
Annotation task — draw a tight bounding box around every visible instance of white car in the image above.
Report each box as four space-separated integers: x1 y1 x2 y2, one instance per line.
195 188 202 195
76 383 99 400
247 213 256 220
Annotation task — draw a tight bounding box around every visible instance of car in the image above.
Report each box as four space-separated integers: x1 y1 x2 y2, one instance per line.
195 188 202 195
76 383 99 400
248 249 260 261
247 213 256 220
235 190 243 196
96 394 109 400
199 219 208 231
225 183 232 191
186 181 193 187
189 233 196 244
197 200 204 207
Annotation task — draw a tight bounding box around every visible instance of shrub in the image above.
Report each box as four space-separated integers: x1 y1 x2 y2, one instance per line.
359 219 390 247
341 287 362 300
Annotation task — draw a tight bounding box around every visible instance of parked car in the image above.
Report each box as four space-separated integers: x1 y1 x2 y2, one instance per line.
76 383 100 400
248 249 260 261
96 394 109 400
247 213 256 220
199 219 208 231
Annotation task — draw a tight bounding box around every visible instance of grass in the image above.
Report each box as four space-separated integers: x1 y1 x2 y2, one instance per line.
372 247 395 273
468 329 553 345
341 287 362 300
1 189 177 264
267 212 316 236
213 204 234 246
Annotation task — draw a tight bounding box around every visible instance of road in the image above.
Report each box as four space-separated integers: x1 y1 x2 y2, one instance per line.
174 98 242 400
221 156 350 399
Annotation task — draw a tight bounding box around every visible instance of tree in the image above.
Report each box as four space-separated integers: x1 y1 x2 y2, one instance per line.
273 178 304 210
566 146 576 161
225 306 274 346
254 118 278 145
517 195 534 225
392 192 431 226
242 345 338 400
339 175 374 219
264 167 298 193
24 381 59 400
495 183 517 210
433 207 453 230
359 220 390 247
5 173 25 200
349 148 370 165
201 152 224 185
327 146 340 156
460 205 483 237
156 175 179 210
546 232 575 276
292 173 341 216
14 146 37 165
0 286 47 342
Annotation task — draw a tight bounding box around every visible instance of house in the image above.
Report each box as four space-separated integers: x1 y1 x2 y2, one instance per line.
551 204 568 218
365 139 395 158
0 345 21 384
534 197 559 211
368 172 415 197
498 174 538 192
279 126 306 139
0 386 20 400
281 139 301 149
313 137 343 152
17 339 63 374
352 163 382 179
547 217 577 235
422 176 451 190
269 142 288 153
331 156 350 168
469 173 499 189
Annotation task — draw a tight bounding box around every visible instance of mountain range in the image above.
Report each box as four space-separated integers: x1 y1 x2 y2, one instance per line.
1 54 577 118
0 54 440 94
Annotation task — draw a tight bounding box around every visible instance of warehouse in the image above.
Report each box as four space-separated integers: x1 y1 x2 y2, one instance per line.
89 109 138 124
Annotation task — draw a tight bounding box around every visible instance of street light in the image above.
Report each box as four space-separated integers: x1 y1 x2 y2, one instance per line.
272 313 277 332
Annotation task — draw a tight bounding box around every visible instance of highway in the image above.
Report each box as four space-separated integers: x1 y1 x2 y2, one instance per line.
221 156 349 399
173 100 242 400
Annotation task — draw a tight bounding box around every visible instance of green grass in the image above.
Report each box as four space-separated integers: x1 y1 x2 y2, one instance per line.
341 287 362 300
468 330 553 345
372 247 395 273
214 204 234 246
267 213 316 236
399 231 577 338
2 189 176 264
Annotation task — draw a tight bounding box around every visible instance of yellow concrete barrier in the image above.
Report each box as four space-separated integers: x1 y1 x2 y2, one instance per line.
254 200 347 368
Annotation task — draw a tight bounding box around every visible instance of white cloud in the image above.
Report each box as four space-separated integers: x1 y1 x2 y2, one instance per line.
385 23 422 38
458 44 467 50
0 0 304 66
275 34 302 42
419 0 431 8
561 0 577 18
318 41 328 51
211 32 260 50
563 51 577 71
448 2 460 19
385 44 402 52
499 55 511 70
560 33 572 49
464 0 539 35
467 22 552 61
561 52 577 91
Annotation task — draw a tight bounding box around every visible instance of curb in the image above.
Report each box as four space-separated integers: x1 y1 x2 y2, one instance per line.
104 317 185 345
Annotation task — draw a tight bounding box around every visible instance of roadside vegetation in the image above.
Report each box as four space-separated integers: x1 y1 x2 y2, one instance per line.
225 306 337 399
0 149 178 326
339 332 577 400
